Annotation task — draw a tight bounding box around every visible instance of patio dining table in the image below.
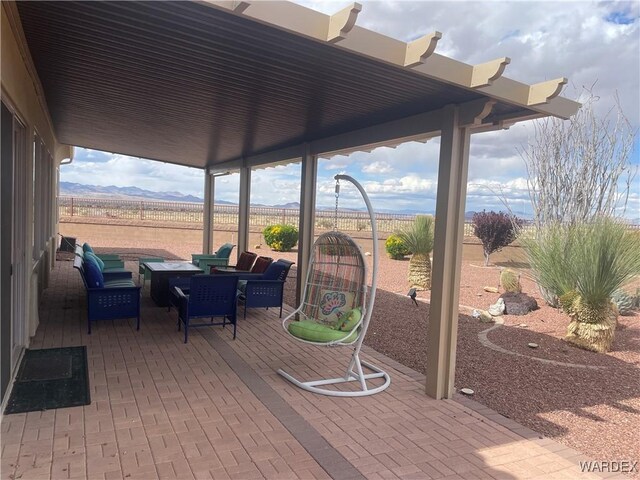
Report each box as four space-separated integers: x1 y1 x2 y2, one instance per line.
145 261 203 307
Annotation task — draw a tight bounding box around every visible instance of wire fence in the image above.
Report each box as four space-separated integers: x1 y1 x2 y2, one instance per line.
58 196 417 233
58 196 639 235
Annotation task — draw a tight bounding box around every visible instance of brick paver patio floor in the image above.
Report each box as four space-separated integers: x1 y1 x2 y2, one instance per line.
1 261 611 479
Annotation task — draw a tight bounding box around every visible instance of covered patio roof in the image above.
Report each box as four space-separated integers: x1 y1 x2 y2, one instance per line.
4 0 581 401
15 1 578 169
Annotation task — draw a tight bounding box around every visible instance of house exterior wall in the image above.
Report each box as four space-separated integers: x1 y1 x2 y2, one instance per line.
1 2 72 405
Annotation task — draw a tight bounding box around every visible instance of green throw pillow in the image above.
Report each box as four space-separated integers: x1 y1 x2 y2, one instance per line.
335 308 361 332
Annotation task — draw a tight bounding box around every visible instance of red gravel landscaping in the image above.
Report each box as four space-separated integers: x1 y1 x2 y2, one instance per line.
65 222 640 465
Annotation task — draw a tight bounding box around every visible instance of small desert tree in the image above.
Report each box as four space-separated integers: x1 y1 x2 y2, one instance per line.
521 90 637 230
472 211 522 266
520 89 637 306
397 215 434 290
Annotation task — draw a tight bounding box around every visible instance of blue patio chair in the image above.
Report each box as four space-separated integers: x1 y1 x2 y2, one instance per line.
172 275 239 343
191 243 235 267
73 254 141 334
237 259 294 319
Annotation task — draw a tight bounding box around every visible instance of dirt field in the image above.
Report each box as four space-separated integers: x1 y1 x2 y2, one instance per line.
60 220 640 464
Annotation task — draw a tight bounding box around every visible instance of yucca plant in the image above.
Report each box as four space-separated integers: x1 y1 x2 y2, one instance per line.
522 218 640 352
397 215 435 290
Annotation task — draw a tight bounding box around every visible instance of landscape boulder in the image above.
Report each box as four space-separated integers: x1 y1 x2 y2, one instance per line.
499 292 538 315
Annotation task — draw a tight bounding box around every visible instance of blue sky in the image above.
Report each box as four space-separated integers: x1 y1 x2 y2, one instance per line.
60 1 640 218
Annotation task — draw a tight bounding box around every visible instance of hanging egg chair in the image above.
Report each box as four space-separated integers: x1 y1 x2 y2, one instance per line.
278 174 391 396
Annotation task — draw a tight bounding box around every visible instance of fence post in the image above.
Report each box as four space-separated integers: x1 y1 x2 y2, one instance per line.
140 201 144 220
282 208 286 225
70 197 74 217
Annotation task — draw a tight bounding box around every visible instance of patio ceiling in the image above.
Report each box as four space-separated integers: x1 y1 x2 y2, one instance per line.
15 1 578 170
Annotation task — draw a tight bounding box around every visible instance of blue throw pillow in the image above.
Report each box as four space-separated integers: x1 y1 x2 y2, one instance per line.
82 242 94 253
85 251 105 271
84 257 104 288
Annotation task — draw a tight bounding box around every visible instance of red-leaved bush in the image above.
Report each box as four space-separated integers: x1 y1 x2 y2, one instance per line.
472 211 522 266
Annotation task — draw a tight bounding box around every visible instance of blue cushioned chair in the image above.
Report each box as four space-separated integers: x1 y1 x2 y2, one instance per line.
191 243 235 267
74 254 141 334
236 259 294 319
172 275 239 343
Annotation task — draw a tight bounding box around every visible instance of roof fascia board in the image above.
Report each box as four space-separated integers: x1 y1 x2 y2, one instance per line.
206 1 362 42
203 1 580 120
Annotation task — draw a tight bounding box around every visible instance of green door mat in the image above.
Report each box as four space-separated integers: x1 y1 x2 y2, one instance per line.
4 346 91 414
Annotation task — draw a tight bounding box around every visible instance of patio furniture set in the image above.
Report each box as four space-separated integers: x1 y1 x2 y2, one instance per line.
71 176 389 396
73 241 294 343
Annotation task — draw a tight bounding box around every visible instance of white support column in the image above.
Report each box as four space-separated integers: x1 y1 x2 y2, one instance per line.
296 147 317 306
203 172 215 254
237 166 251 260
426 105 471 399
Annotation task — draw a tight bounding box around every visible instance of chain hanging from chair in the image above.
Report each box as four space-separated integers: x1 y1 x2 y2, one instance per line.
333 178 340 231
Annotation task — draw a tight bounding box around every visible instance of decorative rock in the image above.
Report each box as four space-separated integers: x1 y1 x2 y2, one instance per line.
484 286 499 293
488 298 505 316
460 388 474 395
365 252 372 256
611 289 635 316
476 309 494 323
254 244 261 249
528 343 539 348
519 323 528 328
499 292 539 315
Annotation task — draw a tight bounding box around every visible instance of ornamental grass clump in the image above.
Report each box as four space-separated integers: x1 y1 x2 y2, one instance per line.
263 224 298 252
522 218 640 353
396 215 434 290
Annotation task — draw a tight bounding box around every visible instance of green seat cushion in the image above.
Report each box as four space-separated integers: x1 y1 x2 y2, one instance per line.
288 320 357 343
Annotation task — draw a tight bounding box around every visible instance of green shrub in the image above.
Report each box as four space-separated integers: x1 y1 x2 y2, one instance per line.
385 234 410 259
522 218 640 352
263 224 298 252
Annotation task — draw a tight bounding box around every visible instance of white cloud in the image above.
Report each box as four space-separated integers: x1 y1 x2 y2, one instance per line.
362 161 394 174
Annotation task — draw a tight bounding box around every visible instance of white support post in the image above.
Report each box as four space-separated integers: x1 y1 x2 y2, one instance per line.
296 147 317 306
426 105 471 399
237 166 251 260
203 172 215 254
